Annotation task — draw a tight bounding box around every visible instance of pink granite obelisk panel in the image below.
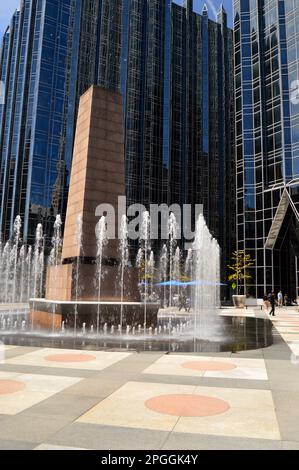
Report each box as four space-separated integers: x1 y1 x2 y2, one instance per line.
62 85 125 261
45 85 139 302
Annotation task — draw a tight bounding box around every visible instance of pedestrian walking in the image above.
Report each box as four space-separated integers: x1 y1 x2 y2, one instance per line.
268 291 276 316
178 292 187 312
278 290 283 308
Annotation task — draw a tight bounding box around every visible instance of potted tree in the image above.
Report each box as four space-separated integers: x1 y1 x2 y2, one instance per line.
227 250 255 308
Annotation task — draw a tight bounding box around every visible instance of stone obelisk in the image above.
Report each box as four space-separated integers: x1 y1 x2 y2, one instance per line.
45 85 138 302
30 85 158 331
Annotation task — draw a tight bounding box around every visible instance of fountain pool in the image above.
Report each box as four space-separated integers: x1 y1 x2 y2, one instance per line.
0 314 272 353
0 213 273 353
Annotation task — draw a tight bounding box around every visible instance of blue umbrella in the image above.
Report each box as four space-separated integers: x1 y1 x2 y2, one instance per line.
155 280 186 287
155 280 227 287
184 280 226 286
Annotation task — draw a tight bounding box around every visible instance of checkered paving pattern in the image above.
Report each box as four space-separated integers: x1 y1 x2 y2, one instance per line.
0 308 299 450
272 309 299 357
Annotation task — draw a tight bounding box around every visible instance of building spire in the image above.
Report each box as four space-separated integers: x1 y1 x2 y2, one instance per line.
202 3 208 16
218 3 226 14
217 2 227 27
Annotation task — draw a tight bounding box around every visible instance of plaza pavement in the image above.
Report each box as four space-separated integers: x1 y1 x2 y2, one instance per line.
0 307 299 450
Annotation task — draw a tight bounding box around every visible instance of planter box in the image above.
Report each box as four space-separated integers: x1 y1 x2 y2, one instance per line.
233 294 246 309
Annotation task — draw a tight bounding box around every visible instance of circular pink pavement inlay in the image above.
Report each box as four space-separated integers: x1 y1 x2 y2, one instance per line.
146 394 230 417
0 379 25 395
45 353 96 363
182 361 237 371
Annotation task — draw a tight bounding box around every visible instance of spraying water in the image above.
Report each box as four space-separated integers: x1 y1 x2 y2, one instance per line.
0 234 3 297
3 241 10 303
168 213 178 307
119 215 129 332
49 215 62 333
31 224 44 330
173 246 181 300
185 248 193 279
0 211 223 345
74 214 83 334
26 246 32 301
184 248 193 310
12 216 22 304
160 244 168 307
95 216 108 335
39 249 44 296
19 245 26 302
148 250 155 299
49 216 62 267
140 211 150 331
136 248 143 278
33 224 44 299
193 214 221 340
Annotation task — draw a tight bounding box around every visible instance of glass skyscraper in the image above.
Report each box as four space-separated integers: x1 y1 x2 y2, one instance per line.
0 0 234 284
0 0 78 242
234 0 299 298
118 0 235 290
0 0 123 244
122 1 234 271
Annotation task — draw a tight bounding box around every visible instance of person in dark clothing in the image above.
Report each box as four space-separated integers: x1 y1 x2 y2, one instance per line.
268 291 276 316
178 292 187 312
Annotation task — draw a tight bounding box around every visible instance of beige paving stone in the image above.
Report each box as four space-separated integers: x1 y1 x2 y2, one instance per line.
6 348 131 371
0 371 82 415
174 407 280 440
77 381 279 441
143 354 268 380
78 381 196 431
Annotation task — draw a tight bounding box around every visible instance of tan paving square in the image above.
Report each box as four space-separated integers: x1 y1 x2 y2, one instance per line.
77 381 280 440
142 354 268 380
0 371 82 415
5 348 131 370
78 381 195 431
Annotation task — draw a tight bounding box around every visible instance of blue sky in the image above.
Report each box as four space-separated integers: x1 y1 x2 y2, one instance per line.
174 1 233 27
0 0 233 39
0 1 20 37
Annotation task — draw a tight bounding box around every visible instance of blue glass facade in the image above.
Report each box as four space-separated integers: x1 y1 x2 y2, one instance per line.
162 1 172 173
202 5 209 155
0 0 81 243
122 1 234 265
234 0 299 298
0 0 234 284
0 0 122 244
